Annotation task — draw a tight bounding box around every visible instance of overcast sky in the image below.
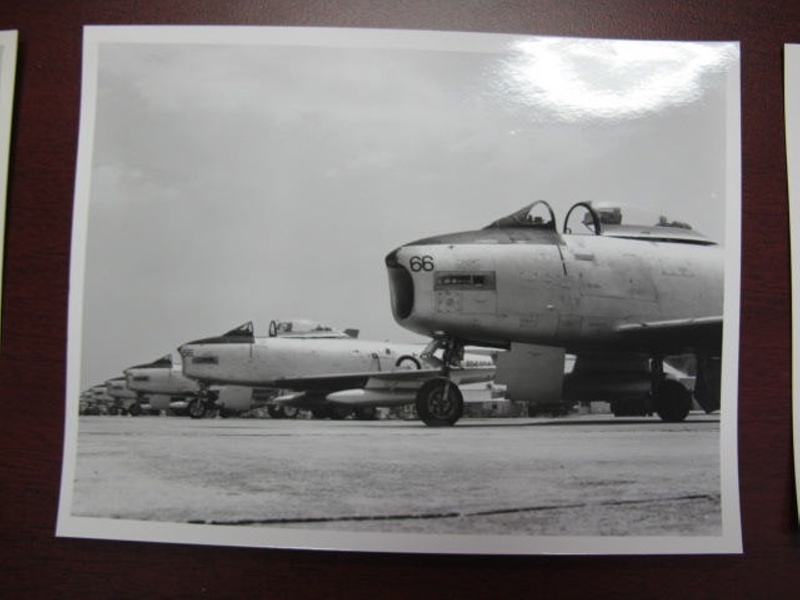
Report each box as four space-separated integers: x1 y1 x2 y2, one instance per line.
74 28 739 388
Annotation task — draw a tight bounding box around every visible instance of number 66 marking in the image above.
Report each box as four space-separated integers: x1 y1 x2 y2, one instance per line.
409 255 434 272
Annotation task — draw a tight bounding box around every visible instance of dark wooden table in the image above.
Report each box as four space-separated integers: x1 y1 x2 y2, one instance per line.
0 2 796 597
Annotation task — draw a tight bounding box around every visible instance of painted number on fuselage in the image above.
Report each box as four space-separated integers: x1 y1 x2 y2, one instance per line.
409 255 434 272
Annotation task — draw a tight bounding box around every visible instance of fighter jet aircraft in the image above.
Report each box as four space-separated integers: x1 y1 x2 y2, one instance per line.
177 319 496 425
124 355 198 416
104 376 151 416
385 200 723 423
124 354 275 418
80 384 115 415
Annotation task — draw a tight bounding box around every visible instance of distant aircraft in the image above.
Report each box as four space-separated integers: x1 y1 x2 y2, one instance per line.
177 319 496 425
104 376 150 416
124 354 274 418
79 384 114 415
385 200 724 422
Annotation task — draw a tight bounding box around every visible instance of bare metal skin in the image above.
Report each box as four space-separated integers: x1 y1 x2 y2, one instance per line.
177 319 495 425
386 201 723 422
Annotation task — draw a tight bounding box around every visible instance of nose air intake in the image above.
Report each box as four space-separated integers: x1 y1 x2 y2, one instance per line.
385 249 414 320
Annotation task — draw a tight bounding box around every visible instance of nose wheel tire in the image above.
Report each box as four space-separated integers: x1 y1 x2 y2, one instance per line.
188 399 208 419
415 378 463 427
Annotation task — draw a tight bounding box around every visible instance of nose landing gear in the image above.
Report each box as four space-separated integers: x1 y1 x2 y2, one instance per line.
415 378 464 426
415 337 466 427
188 385 219 419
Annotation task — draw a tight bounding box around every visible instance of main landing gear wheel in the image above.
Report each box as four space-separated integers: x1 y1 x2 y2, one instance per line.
415 378 463 427
128 402 143 417
654 379 692 423
188 398 208 419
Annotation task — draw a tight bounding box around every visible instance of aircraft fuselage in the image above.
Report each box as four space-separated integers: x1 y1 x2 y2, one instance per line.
125 365 199 395
387 229 723 354
180 337 430 388
386 201 725 422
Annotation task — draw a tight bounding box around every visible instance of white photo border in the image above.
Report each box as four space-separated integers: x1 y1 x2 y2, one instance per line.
0 30 17 347
57 25 742 555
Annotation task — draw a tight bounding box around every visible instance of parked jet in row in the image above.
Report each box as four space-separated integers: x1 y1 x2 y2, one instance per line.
79 384 115 415
386 200 724 424
177 319 496 425
104 377 151 416
124 354 278 418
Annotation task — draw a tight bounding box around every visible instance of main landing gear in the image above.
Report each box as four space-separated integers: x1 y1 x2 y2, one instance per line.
651 356 692 423
414 337 465 427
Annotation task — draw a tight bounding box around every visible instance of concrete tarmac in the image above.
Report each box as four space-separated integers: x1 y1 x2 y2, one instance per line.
69 413 721 537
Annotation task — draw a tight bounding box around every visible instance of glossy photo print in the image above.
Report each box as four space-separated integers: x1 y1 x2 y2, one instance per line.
0 30 17 344
58 26 742 554
785 43 800 522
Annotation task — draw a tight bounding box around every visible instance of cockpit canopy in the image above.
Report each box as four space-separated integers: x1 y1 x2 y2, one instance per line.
484 200 557 231
124 355 177 376
222 322 255 338
563 201 713 244
486 200 714 245
268 319 356 339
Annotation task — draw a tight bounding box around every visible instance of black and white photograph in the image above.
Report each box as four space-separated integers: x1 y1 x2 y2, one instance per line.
785 42 800 521
57 26 742 555
0 30 17 341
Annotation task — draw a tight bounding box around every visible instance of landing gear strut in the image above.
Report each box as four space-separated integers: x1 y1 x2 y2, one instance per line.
414 337 465 427
188 386 218 419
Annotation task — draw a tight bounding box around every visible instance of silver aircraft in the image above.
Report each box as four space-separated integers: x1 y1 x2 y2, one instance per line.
104 376 151 416
124 354 273 418
177 319 496 425
385 201 723 423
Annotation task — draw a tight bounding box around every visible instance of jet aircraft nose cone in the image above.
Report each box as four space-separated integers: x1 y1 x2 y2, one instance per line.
385 246 414 321
385 247 400 268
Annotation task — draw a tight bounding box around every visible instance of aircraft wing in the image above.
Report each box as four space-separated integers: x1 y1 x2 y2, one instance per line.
270 365 496 408
615 316 722 355
272 365 495 391
368 366 496 386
